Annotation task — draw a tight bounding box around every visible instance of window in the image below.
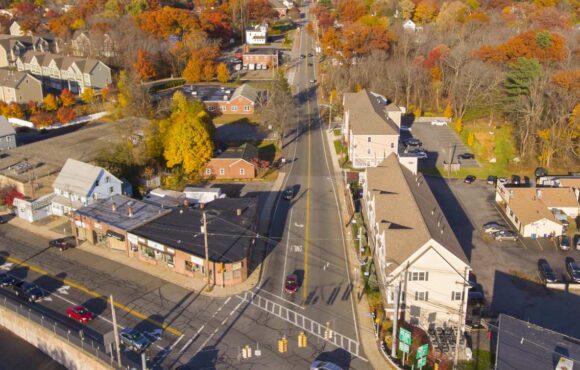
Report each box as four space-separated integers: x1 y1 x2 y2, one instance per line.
164 254 174 267
368 137 371 142
451 291 464 301
208 105 215 111
6 136 11 141
205 168 212 175
141 246 155 258
109 186 114 193
408 271 429 281
231 106 238 111
185 261 204 273
415 291 429 301
240 168 245 175
220 105 227 111
391 142 394 148
367 149 371 155
244 105 250 111
106 176 109 183
219 168 225 175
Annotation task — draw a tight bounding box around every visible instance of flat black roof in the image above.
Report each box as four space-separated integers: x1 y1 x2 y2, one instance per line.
130 198 258 263
496 314 580 370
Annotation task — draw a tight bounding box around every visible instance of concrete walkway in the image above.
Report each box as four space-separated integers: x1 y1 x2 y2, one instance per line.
321 128 399 370
6 172 286 299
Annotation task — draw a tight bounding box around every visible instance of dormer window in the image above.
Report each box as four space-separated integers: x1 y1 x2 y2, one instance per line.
95 180 99 186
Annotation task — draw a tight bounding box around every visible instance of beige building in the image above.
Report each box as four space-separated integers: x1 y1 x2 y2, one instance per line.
495 184 579 238
343 90 401 168
0 69 43 103
361 154 470 329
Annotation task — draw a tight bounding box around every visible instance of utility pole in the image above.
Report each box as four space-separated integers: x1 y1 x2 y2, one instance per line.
391 284 400 359
453 266 469 369
328 93 333 131
110 295 122 367
447 144 453 178
203 212 210 285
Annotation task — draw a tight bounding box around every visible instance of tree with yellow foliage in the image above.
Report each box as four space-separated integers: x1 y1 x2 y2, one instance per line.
443 102 453 118
43 94 59 111
216 63 229 83
81 88 95 104
413 0 438 24
454 118 463 133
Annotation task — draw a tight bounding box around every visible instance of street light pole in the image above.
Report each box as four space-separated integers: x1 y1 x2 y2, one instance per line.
110 295 122 367
203 212 211 285
391 284 400 359
453 266 469 369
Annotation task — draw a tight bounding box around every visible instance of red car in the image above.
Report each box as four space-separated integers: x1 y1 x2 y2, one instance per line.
66 305 94 323
284 274 298 294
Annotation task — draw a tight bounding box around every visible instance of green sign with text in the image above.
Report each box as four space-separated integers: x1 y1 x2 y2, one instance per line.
399 341 410 353
417 356 427 367
416 344 428 359
399 328 411 345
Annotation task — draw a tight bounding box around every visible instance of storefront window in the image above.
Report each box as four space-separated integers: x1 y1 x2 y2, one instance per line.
164 254 174 267
224 271 233 281
233 269 241 279
141 246 155 258
185 261 204 273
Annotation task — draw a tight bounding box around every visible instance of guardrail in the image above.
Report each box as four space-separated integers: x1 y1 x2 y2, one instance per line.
0 293 140 370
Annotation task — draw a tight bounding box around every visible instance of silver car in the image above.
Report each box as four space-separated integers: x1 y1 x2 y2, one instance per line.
310 361 343 370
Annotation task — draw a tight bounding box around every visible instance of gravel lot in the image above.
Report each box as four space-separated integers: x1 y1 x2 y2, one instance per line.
425 176 580 338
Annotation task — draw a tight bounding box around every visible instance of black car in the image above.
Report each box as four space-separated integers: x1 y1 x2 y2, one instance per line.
538 259 557 284
283 186 294 200
307 63 313 66
566 258 580 283
299 54 305 59
511 175 521 185
464 175 476 184
458 153 475 160
0 216 6 224
558 235 571 251
487 175 498 185
12 281 44 302
404 138 422 147
307 53 313 57
49 237 76 251
0 273 18 288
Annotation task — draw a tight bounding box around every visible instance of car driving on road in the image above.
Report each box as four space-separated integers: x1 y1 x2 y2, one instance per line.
458 153 475 160
66 305 94 323
12 281 44 303
566 258 580 283
0 273 18 288
431 119 447 126
283 186 294 200
538 259 557 284
284 274 298 294
119 328 150 353
49 237 76 251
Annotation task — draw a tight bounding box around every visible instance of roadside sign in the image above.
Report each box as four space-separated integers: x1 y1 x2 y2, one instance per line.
399 342 410 353
399 328 412 345
417 356 427 367
416 344 428 359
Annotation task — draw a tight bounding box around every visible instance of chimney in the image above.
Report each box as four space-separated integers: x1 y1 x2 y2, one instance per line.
200 202 205 209
127 206 133 217
111 202 117 212
236 208 242 216
536 189 542 199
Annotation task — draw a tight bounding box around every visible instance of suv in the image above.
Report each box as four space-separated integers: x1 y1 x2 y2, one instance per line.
538 259 557 284
558 235 571 251
49 237 76 251
12 281 44 302
566 258 580 283
119 328 150 353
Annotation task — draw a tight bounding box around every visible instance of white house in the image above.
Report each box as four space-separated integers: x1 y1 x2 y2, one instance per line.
343 90 401 168
13 193 55 223
495 184 579 238
403 19 416 31
51 158 123 216
184 187 225 205
245 24 268 45
361 153 470 330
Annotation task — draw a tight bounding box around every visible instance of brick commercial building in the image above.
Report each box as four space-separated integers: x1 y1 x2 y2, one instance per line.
128 198 258 286
242 48 279 69
205 143 259 180
71 194 169 251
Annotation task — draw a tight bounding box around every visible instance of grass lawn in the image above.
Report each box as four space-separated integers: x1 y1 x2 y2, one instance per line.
213 114 261 126
458 350 494 370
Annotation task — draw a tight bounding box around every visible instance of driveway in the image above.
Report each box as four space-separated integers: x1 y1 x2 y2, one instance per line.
425 177 580 339
404 122 479 168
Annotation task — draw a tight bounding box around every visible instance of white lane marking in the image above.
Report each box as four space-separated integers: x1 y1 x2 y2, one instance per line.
43 296 53 301
0 263 13 270
178 297 232 354
281 208 294 296
57 285 70 295
294 222 304 228
169 335 185 350
253 289 305 311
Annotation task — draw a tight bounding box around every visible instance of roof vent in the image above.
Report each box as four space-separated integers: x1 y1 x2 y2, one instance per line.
179 209 183 214
127 206 133 217
431 207 436 216
223 95 228 101
111 202 117 212
236 208 242 216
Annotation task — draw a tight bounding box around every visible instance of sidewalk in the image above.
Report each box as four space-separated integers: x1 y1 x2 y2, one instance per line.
321 128 399 370
6 172 286 299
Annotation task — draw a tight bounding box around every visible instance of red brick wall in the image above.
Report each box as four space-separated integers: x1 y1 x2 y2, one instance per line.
205 159 256 179
203 97 254 115
242 54 278 68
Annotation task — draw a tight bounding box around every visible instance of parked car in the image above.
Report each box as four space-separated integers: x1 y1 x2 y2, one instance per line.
283 186 294 200
403 138 422 147
464 175 476 184
511 175 521 185
0 273 18 288
49 237 76 251
400 125 411 132
12 281 44 303
300 54 305 59
538 259 557 284
486 175 498 185
0 216 6 224
492 230 518 241
308 53 313 57
408 148 428 159
566 258 580 283
284 274 298 294
575 235 580 250
458 153 475 160
66 305 94 323
557 235 571 251
498 177 509 185
310 361 343 370
483 222 506 234
309 79 317 84
431 119 448 126
119 328 150 353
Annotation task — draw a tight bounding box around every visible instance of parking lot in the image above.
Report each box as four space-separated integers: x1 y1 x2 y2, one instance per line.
402 120 479 168
425 176 580 339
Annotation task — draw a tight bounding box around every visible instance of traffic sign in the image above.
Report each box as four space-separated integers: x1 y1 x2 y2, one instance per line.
417 343 428 359
417 356 427 367
399 328 412 345
399 342 410 353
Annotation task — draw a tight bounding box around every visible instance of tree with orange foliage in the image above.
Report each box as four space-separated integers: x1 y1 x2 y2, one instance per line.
552 70 580 93
414 0 438 24
134 49 157 81
203 63 215 81
136 7 200 39
337 0 367 23
340 23 394 60
200 10 233 41
6 103 24 119
43 94 59 112
60 89 76 108
247 0 277 22
31 112 55 128
57 107 77 123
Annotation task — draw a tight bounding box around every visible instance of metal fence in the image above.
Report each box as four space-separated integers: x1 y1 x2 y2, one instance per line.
0 295 140 370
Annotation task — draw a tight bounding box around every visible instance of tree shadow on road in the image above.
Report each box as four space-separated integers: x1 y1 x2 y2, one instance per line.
177 345 219 370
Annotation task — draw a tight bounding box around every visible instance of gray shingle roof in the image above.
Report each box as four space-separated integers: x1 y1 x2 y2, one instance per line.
52 158 111 197
366 154 468 272
0 116 15 137
231 84 259 103
344 89 399 135
0 68 34 89
217 143 259 162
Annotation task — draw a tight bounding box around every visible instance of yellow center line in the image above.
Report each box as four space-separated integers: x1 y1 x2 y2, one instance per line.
4 255 182 336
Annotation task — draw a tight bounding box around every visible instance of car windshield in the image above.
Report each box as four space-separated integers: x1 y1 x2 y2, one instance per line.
286 279 296 286
77 308 87 314
562 238 570 246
